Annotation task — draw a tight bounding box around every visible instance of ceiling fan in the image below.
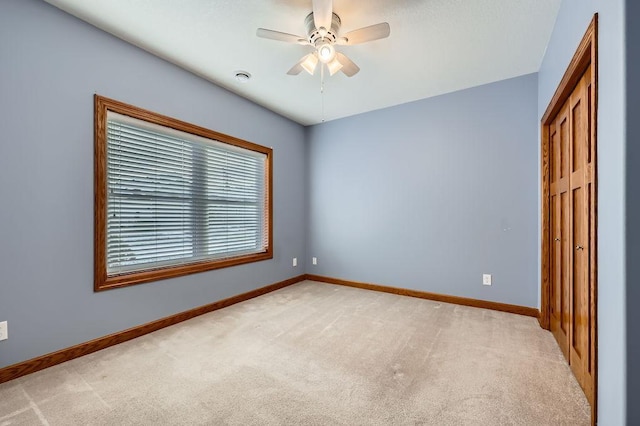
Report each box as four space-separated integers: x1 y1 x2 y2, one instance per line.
256 0 390 78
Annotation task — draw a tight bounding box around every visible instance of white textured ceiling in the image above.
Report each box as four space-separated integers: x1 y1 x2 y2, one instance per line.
44 0 560 126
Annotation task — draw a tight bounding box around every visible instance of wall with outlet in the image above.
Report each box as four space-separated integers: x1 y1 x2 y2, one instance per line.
307 74 539 307
0 0 306 369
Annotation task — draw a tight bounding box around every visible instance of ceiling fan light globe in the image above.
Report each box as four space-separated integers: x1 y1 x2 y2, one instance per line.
317 43 335 63
301 54 319 75
319 46 331 60
326 57 343 76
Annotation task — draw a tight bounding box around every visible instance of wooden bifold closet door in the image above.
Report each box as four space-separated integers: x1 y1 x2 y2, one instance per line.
548 64 596 406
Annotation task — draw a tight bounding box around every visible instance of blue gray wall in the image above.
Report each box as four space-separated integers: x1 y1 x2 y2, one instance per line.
306 74 539 308
0 0 307 369
626 1 639 423
538 0 626 423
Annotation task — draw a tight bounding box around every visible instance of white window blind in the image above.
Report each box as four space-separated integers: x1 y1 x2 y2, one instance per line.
106 111 267 275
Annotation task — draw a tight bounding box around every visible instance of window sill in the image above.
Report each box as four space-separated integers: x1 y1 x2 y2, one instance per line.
94 250 273 292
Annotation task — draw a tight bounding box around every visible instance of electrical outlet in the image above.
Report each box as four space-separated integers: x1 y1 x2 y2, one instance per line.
292 257 297 267
312 257 317 265
0 321 7 341
483 274 492 286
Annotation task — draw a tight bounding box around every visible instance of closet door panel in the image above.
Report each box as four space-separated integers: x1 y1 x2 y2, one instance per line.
567 67 593 401
550 104 570 359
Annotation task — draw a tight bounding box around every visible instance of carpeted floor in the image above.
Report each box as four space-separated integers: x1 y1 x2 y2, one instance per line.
0 280 590 425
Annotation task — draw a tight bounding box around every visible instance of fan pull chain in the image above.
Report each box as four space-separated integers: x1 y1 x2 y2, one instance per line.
320 64 325 123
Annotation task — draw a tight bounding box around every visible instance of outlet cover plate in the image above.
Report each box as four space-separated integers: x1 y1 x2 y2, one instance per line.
312 257 317 265
0 321 7 341
293 257 297 267
483 274 492 286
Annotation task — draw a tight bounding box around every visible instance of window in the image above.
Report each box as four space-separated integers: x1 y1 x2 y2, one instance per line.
94 95 272 291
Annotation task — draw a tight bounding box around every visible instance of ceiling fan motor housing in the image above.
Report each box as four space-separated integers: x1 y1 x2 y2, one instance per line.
305 12 341 45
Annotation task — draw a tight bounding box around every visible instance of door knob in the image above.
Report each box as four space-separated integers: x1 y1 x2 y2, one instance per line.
554 238 561 242
576 245 584 251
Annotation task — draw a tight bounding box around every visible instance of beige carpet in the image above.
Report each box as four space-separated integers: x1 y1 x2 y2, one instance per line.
0 280 590 425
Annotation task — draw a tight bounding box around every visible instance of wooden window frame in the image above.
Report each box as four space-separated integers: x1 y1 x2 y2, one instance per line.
94 95 273 291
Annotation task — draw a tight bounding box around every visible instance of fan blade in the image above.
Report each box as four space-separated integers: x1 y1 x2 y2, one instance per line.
257 28 307 44
336 52 360 77
287 53 318 75
287 62 304 76
312 0 332 30
338 22 390 45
